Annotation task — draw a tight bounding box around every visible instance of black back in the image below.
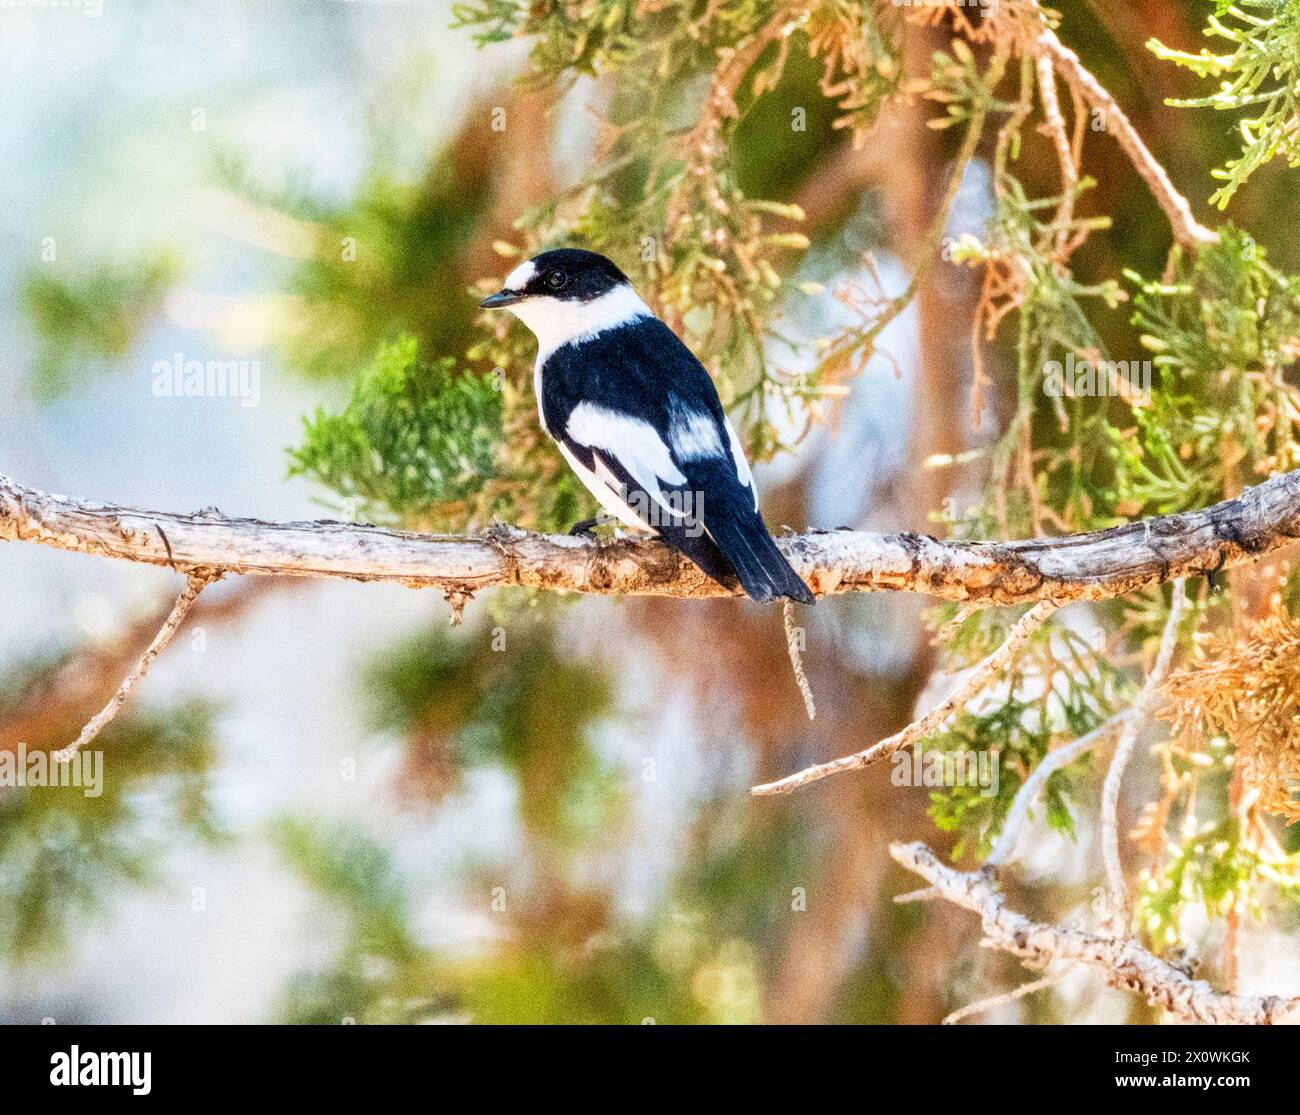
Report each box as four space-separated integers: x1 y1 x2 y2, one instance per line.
540 313 815 604
539 317 728 447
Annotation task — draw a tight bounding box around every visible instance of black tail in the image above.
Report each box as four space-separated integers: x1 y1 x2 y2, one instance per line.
703 509 815 605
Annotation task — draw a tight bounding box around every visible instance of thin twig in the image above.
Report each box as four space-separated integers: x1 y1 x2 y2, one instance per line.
933 601 983 647
893 886 940 905
892 840 1300 1025
51 571 217 763
752 601 1057 796
1036 27 1217 248
942 970 1070 1025
0 579 282 752
782 600 816 721
1101 580 1189 926
1035 51 1078 259
985 711 1131 869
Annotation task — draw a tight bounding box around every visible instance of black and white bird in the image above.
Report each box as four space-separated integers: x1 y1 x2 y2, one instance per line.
481 248 814 605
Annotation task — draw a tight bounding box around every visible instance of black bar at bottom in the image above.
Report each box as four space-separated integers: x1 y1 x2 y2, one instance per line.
0 1022 1285 1100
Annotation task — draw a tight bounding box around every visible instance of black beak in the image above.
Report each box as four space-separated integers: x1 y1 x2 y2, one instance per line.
480 289 523 309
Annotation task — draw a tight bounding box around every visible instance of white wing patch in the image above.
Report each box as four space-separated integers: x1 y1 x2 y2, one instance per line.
567 403 686 484
666 400 758 510
565 402 690 522
668 402 725 462
556 441 653 531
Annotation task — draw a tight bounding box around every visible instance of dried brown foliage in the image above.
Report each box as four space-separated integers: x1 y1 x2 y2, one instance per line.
1161 609 1300 823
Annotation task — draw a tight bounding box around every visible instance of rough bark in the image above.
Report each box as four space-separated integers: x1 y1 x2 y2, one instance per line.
891 841 1300 1025
4 469 1300 603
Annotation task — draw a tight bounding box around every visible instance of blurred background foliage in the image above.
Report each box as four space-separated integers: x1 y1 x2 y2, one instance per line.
0 692 221 963
24 249 184 402
5 0 1300 1023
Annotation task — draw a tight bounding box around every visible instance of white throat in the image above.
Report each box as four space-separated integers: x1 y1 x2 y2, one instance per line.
509 283 652 364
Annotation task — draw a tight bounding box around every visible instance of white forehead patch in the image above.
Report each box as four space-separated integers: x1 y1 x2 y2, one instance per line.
505 259 537 291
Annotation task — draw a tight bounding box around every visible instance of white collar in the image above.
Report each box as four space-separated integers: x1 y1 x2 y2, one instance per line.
508 284 652 364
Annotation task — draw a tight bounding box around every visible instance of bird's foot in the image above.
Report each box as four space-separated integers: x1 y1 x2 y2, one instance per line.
568 517 605 539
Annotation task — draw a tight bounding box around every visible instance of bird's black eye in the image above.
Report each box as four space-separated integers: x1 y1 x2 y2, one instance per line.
546 269 567 290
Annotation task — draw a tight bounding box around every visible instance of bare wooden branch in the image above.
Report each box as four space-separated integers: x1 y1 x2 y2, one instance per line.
941 971 1069 1025
751 601 1057 796
1034 52 1077 258
51 571 216 763
1100 579 1189 924
1037 27 1218 249
4 470 1300 603
985 712 1130 869
891 840 1300 1025
988 583 1190 872
0 579 282 753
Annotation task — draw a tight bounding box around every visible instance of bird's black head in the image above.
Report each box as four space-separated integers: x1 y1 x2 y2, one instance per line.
480 248 630 308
